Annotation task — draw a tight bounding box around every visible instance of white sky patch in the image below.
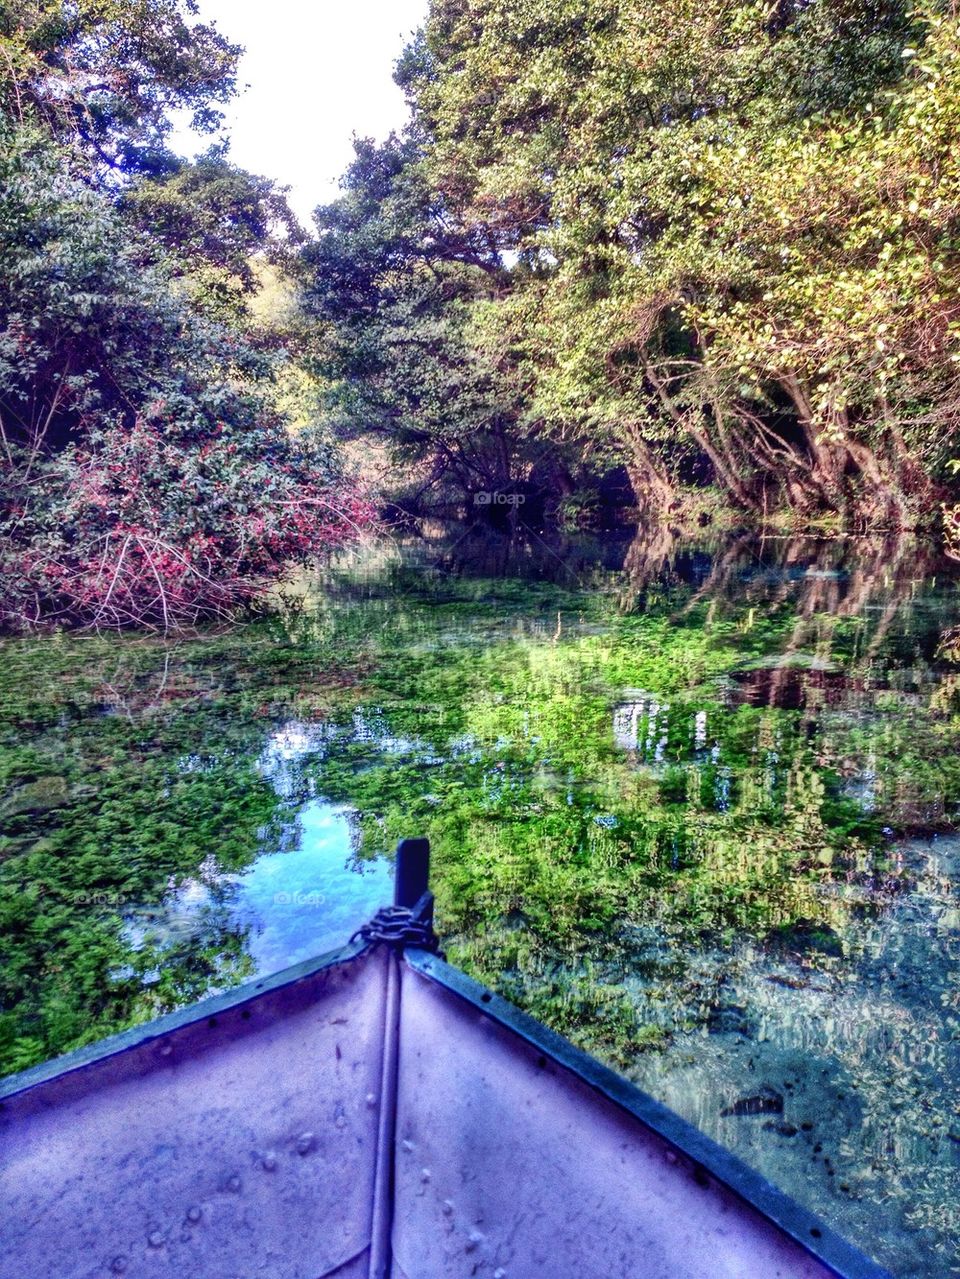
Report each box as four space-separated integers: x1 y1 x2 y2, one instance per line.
168 0 429 229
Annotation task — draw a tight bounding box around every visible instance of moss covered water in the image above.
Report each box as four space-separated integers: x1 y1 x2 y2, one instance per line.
2 527 960 1275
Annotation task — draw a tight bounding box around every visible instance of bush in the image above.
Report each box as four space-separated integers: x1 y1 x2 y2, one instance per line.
0 126 371 628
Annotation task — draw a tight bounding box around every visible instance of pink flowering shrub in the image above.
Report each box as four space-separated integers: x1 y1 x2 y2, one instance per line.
2 413 374 629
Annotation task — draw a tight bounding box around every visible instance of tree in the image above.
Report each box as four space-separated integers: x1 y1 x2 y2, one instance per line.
120 148 304 314
0 3 369 629
0 125 369 628
302 135 555 508
0 0 239 171
382 0 960 528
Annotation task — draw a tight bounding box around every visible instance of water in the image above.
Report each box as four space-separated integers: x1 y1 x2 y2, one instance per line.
121 797 391 974
1 526 959 1275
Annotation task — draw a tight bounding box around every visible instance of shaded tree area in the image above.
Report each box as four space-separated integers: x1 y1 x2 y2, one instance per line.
302 136 580 515
308 0 960 536
0 1 370 629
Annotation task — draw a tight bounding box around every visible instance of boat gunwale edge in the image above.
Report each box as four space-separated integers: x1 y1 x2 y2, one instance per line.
404 946 895 1279
0 937 371 1103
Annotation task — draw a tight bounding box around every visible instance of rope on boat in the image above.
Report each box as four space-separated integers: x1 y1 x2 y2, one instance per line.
350 903 443 955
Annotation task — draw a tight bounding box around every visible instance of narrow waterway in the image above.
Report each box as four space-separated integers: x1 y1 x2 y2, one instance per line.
2 526 959 1275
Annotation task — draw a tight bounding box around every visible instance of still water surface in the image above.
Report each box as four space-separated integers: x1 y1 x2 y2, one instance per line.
1 526 959 1275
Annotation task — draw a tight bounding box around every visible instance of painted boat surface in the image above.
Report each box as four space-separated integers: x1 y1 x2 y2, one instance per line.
0 842 893 1279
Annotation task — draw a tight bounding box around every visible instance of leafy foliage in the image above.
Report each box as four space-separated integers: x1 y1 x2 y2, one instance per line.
0 0 240 168
0 126 370 628
121 148 304 306
303 136 559 506
0 4 368 628
315 0 960 530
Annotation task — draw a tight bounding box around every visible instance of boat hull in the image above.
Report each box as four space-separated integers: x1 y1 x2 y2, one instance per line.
0 944 891 1279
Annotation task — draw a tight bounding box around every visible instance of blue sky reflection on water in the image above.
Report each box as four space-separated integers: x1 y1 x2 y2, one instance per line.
123 719 394 978
218 715 394 969
228 799 392 971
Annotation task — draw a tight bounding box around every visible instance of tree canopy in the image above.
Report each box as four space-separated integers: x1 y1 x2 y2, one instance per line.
4 0 960 628
0 0 239 167
309 0 960 533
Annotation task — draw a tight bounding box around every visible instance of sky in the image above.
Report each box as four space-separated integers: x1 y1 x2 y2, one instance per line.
169 0 429 228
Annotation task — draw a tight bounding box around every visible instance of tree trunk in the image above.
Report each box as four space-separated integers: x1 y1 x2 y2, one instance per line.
617 421 676 520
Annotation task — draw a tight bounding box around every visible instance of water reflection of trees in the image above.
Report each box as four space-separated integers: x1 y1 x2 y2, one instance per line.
367 524 955 674
4 525 960 1274
623 529 939 623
